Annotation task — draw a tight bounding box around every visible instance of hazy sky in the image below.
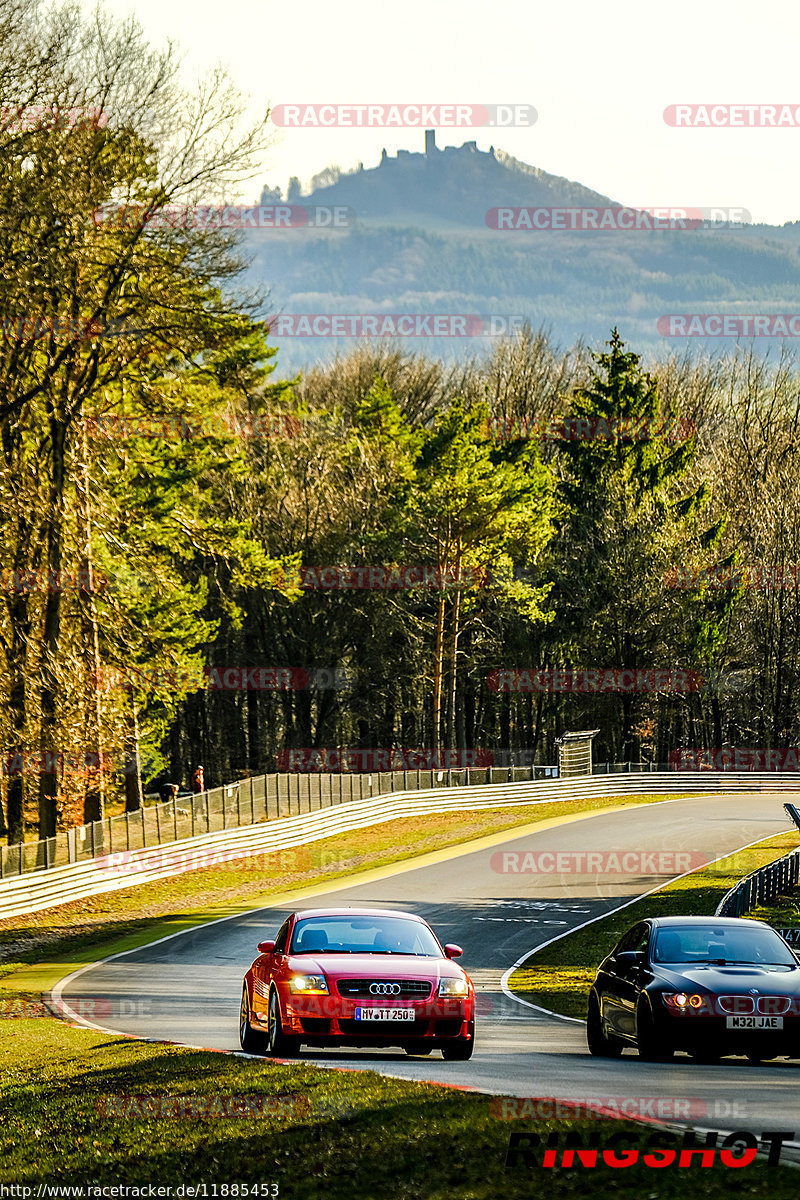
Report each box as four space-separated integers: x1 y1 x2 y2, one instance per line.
83 0 800 225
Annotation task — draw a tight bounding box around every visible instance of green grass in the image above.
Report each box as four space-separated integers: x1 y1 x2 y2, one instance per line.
0 793 689 990
0 1019 797 1197
509 830 800 1019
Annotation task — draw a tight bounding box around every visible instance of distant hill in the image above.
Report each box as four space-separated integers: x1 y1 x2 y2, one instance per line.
244 134 800 371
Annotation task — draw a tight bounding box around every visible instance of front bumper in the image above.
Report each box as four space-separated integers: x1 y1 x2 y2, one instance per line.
251 990 473 1044
658 1009 800 1055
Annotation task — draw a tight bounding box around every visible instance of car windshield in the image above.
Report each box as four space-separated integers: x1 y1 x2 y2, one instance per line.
290 915 443 956
652 924 797 967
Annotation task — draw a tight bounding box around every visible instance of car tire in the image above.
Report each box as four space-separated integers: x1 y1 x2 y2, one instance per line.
636 1000 673 1062
267 988 300 1057
239 984 268 1055
442 1029 474 1061
586 993 623 1058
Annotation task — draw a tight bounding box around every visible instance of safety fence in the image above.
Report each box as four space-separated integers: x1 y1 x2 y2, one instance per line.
716 848 800 918
3 770 800 920
1 763 563 879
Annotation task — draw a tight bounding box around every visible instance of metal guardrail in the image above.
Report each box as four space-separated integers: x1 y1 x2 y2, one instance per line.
3 770 800 921
715 848 800 917
0 763 562 880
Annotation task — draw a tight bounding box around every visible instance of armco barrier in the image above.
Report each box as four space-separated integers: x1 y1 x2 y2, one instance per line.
0 763 560 879
715 847 800 917
2 772 800 920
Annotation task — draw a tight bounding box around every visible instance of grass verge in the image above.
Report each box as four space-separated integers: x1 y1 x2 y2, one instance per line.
0 1018 797 1196
508 830 800 1020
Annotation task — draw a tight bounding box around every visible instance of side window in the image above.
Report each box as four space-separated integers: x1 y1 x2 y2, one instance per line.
616 923 648 954
631 924 651 954
273 918 291 955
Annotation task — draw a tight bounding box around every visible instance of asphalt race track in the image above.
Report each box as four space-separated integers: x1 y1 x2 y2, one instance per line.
59 793 800 1143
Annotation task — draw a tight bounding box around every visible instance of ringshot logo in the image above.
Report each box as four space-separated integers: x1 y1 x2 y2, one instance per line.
505 1128 791 1169
270 103 537 128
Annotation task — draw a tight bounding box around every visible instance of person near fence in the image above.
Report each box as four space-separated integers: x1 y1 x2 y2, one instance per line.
192 765 205 794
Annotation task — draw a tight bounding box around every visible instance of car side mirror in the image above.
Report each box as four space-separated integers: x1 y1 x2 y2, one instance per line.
444 943 463 959
257 940 275 954
615 950 642 969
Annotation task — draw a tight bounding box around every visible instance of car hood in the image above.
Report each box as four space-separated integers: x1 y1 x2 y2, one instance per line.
287 953 466 981
654 963 800 993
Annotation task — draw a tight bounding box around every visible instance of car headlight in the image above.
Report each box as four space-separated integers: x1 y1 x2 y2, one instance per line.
289 974 329 994
438 976 468 997
663 991 706 1012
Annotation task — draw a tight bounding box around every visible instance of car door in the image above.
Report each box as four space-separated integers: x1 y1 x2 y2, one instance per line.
601 923 651 1037
260 916 292 990
613 922 651 1036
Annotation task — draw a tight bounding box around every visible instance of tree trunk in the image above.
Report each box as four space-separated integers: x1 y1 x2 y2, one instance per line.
77 421 105 823
124 703 143 812
38 412 67 840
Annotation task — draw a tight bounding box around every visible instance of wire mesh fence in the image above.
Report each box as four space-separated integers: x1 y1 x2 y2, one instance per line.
0 763 559 878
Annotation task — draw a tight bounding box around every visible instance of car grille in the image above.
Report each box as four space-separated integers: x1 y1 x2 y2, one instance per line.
336 979 432 999
717 995 791 1015
757 996 791 1015
717 995 755 1014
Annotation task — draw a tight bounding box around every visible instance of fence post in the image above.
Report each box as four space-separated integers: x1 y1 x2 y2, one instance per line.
250 778 255 824
141 805 146 847
173 796 178 841
155 803 161 845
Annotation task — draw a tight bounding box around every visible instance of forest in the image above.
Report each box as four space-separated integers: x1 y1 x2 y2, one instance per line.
2 0 800 846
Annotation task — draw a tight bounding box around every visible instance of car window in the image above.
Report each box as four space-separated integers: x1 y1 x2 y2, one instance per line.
289 914 442 956
273 918 291 955
615 923 648 955
652 924 797 965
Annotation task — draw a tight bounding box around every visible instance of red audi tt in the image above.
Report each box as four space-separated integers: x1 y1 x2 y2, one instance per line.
239 906 475 1059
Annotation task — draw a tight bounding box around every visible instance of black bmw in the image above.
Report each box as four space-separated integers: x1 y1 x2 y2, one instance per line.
587 915 800 1063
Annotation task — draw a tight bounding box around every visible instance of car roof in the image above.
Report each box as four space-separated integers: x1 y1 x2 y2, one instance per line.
290 907 426 922
648 916 772 928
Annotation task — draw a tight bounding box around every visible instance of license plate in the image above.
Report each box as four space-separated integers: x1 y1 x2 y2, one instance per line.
725 1015 783 1030
354 1007 415 1022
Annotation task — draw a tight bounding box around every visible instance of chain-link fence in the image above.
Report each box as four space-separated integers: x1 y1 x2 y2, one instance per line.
0 763 559 878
